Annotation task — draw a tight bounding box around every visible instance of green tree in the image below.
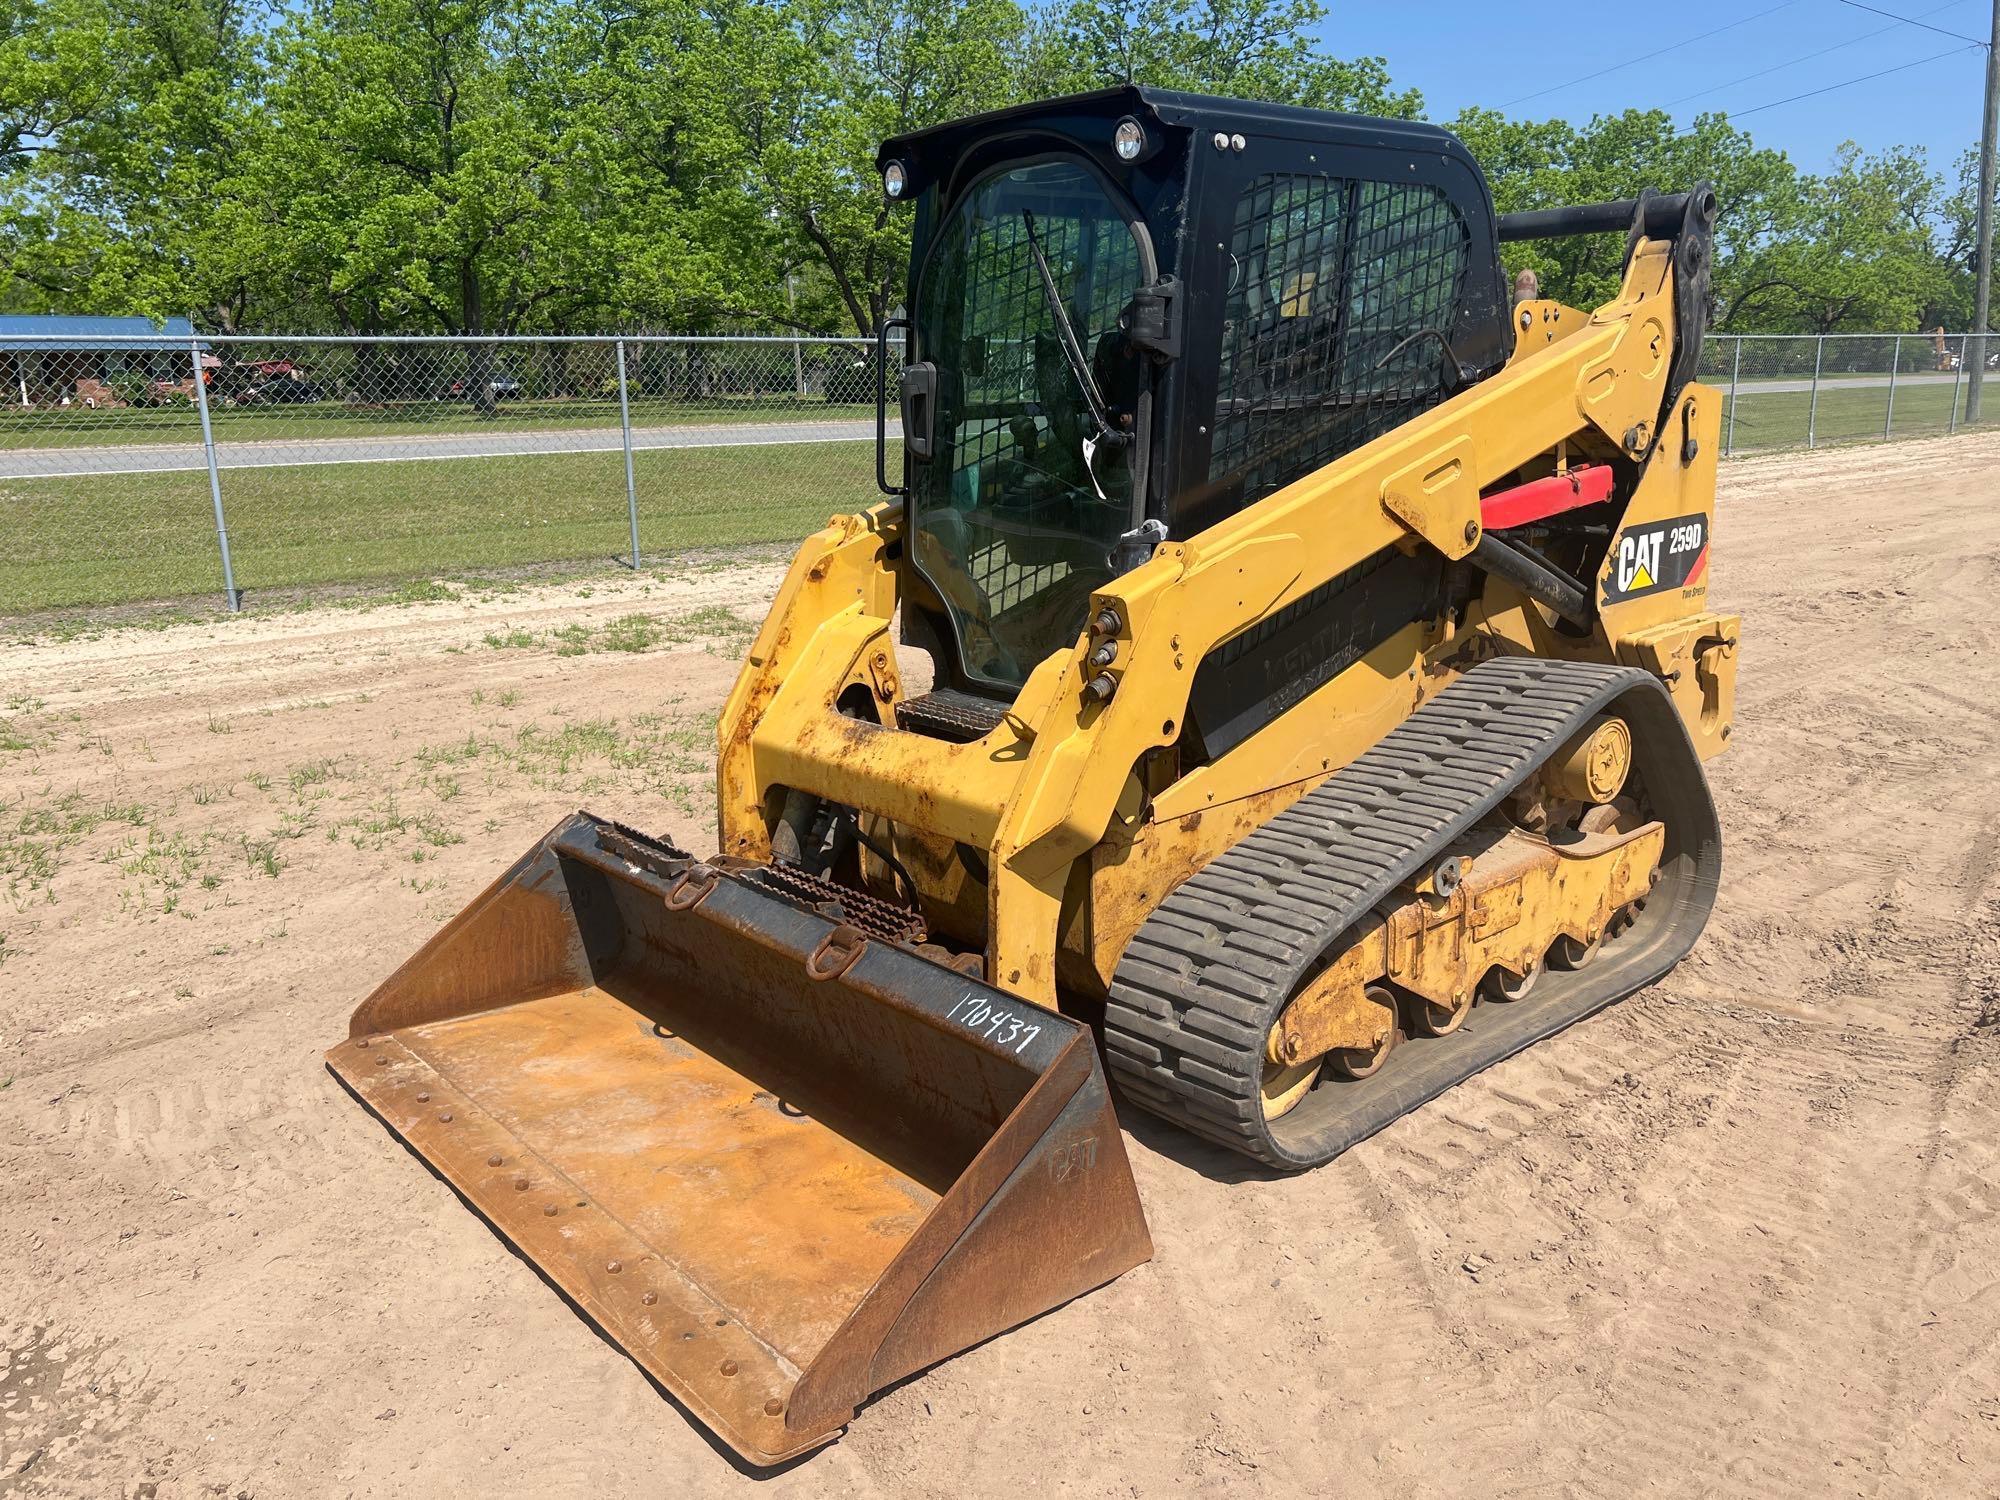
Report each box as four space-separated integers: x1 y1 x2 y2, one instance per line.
1452 107 1798 321
1021 0 1418 115
1722 144 1949 333
2 0 267 321
693 0 1027 336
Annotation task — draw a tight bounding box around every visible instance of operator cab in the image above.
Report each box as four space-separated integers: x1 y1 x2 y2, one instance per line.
877 85 1513 701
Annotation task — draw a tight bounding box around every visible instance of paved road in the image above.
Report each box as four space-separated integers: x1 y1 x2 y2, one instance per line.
0 417 888 480
0 371 1965 481
1734 371 1959 396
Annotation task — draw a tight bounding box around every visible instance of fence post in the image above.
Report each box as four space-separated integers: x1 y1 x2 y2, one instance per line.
1725 337 1741 456
1883 336 1900 440
1951 337 1965 433
792 334 806 400
616 338 640 570
1806 335 1823 448
190 335 240 612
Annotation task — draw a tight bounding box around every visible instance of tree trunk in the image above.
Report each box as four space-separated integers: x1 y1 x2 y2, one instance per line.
462 260 498 417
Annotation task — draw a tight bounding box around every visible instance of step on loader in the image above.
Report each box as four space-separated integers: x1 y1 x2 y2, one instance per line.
329 85 1737 1465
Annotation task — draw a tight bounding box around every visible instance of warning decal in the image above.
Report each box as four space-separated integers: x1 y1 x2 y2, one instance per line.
1602 512 1709 605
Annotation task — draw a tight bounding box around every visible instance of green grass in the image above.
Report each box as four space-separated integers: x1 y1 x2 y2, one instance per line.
0 438 885 613
5 374 1986 617
1721 381 1990 452
0 394 875 450
409 708 717 813
4 792 153 909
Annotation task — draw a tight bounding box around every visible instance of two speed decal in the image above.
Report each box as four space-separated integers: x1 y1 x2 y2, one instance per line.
1602 512 1709 604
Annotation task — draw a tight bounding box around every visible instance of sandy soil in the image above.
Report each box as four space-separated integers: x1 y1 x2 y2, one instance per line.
4 432 1999 1498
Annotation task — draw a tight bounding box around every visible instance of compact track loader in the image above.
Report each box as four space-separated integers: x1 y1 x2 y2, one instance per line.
329 86 1737 1464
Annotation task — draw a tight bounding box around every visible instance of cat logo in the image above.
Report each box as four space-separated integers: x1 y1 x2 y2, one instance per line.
1603 513 1708 605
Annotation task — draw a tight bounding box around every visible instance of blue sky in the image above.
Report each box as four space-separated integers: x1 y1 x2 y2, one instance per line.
1329 0 1993 177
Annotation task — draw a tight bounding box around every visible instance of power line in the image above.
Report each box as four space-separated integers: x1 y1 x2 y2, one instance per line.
1666 0 1973 106
1725 41 1981 119
1832 0 1990 45
1500 2 1804 108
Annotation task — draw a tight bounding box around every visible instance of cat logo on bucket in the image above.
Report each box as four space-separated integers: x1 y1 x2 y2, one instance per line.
1603 513 1709 605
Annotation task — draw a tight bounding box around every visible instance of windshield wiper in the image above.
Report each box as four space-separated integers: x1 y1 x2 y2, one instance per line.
1019 209 1129 461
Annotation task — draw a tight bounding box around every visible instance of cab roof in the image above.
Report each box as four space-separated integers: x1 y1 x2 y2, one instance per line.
876 84 1473 183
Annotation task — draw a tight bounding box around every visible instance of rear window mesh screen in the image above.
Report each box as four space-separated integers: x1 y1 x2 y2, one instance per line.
1209 175 1469 506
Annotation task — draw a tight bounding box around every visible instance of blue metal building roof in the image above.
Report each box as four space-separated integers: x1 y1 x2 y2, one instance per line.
0 315 201 352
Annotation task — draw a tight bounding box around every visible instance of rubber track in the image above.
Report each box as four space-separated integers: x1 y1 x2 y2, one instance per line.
1104 656 1722 1169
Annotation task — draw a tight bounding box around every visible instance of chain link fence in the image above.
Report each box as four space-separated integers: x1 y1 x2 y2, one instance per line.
0 332 897 614
1701 332 1992 455
0 328 1991 615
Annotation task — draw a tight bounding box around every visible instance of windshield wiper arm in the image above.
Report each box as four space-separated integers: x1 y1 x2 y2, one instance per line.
1020 209 1127 450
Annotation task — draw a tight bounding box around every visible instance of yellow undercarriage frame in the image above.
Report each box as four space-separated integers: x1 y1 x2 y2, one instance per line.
716 232 1738 1014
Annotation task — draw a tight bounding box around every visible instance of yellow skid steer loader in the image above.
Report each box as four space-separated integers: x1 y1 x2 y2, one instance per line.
329 85 1737 1465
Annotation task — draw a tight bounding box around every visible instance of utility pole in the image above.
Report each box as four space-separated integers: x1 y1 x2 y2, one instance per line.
1970 0 2000 423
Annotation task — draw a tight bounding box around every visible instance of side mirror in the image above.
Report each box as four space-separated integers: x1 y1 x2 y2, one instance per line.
899 361 938 463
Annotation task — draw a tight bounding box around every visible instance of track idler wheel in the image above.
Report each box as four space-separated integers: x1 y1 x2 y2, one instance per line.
1479 959 1543 1004
1328 988 1403 1079
1549 932 1601 970
1260 1054 1322 1121
1409 985 1473 1038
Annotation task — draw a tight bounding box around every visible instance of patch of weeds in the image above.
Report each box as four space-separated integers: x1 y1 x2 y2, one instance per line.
533 611 734 658
276 806 319 841
511 719 626 780
288 758 338 798
483 628 537 650
117 827 216 914
30 617 98 645
460 576 524 597
597 614 664 653
403 873 447 895
496 690 520 709
469 688 486 706
327 795 464 855
174 983 194 1000
189 781 233 807
0 702 58 760
660 603 758 656
416 735 486 772
246 771 273 794
5 794 151 908
207 714 233 735
391 579 461 605
240 835 282 878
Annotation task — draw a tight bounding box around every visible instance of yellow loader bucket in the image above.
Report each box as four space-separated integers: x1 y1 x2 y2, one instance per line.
327 812 1151 1465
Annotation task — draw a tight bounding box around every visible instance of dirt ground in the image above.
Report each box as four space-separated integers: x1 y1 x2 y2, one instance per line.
4 431 1999 1498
